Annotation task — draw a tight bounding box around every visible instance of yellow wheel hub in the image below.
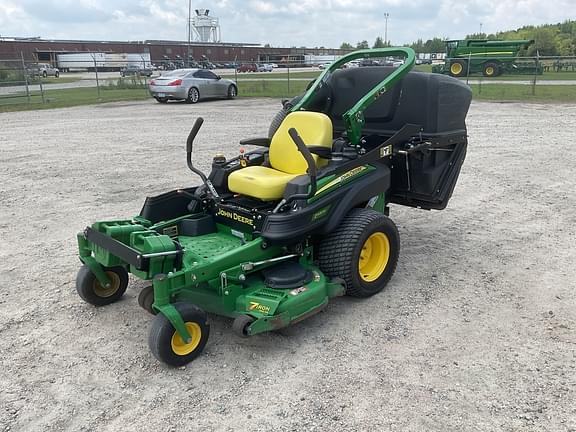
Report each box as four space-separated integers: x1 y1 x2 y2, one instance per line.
171 322 202 356
450 62 463 75
92 271 120 298
485 66 494 76
359 232 390 282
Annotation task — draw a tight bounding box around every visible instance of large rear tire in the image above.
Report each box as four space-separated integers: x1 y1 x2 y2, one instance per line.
318 208 400 298
267 95 302 138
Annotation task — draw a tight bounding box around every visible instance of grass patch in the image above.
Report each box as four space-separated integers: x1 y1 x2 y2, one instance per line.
1 78 575 113
222 71 321 81
471 83 576 102
0 87 149 112
237 79 309 98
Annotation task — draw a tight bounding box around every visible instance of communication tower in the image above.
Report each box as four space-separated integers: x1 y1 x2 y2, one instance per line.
191 9 221 43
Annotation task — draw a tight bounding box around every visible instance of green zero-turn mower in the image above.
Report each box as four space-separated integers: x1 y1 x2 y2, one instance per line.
75 47 472 366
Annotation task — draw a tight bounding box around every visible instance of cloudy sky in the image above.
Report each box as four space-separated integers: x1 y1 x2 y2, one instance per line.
0 0 573 47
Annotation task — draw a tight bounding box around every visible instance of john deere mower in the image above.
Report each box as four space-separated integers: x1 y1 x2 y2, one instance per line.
75 48 472 366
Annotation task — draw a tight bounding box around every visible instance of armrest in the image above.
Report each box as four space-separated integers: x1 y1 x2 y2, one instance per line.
307 145 332 159
239 137 271 147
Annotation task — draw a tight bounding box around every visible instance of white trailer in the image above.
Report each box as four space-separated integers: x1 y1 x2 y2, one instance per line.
126 53 152 69
57 53 106 71
303 54 341 66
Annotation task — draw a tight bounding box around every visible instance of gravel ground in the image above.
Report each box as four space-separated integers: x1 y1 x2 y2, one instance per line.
0 98 575 432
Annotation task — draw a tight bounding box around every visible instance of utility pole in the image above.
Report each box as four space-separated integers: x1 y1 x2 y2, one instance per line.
384 13 389 46
187 0 191 67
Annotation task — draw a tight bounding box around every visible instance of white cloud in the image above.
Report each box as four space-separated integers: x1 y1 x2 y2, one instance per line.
0 0 573 47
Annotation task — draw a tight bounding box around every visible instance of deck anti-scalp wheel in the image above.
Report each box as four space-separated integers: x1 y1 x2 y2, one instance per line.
148 302 210 366
76 264 128 306
318 208 400 298
138 285 157 315
232 315 255 338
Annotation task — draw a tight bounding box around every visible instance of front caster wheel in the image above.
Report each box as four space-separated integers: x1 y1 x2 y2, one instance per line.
76 264 128 306
148 303 210 366
232 315 255 338
138 285 156 315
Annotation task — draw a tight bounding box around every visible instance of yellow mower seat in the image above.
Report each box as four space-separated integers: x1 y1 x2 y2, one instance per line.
228 111 333 201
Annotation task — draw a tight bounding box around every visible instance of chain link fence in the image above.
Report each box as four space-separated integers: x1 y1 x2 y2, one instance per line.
1 54 576 110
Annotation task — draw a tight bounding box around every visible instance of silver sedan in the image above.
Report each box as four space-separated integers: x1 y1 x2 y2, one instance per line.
148 68 238 103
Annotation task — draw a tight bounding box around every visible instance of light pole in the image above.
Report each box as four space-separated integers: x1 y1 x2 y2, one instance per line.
479 22 483 36
384 12 389 46
187 0 192 67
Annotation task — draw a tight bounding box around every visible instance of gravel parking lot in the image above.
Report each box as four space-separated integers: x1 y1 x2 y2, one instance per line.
0 98 575 432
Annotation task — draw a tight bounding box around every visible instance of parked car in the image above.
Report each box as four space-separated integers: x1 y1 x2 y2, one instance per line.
318 63 331 70
257 63 273 72
148 68 237 103
27 63 60 78
237 63 258 73
120 64 153 77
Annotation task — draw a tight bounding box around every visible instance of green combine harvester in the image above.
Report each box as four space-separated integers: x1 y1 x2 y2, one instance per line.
433 39 542 77
75 47 472 366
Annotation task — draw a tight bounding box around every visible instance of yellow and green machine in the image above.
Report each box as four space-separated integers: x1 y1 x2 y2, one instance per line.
433 39 543 77
76 47 472 366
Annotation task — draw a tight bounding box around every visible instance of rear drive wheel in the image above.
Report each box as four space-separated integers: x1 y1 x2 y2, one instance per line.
449 60 467 77
227 85 237 99
318 208 400 298
148 303 210 366
187 87 200 104
76 265 129 306
482 62 500 77
268 95 303 138
55 71 59 78
42 71 47 78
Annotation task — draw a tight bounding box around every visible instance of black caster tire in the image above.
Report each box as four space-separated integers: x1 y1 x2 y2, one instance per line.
138 286 157 315
318 208 400 298
76 264 129 306
148 303 210 366
232 315 255 338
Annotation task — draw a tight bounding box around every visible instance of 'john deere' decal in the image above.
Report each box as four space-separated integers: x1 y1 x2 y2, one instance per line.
216 208 254 226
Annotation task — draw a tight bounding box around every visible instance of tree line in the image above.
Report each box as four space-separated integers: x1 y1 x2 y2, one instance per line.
340 20 576 57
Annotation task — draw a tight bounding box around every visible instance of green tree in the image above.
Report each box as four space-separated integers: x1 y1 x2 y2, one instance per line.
356 40 369 49
340 42 353 50
423 37 447 53
373 36 386 48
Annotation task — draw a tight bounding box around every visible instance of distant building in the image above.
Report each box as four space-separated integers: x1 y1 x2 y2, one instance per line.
0 37 348 66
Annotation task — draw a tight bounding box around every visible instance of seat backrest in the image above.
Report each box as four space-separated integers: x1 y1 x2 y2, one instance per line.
269 111 333 175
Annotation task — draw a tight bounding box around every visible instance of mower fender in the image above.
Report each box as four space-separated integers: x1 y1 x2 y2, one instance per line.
320 166 390 235
79 255 113 288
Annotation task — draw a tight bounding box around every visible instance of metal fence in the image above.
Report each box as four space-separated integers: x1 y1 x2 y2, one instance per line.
1 54 576 110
